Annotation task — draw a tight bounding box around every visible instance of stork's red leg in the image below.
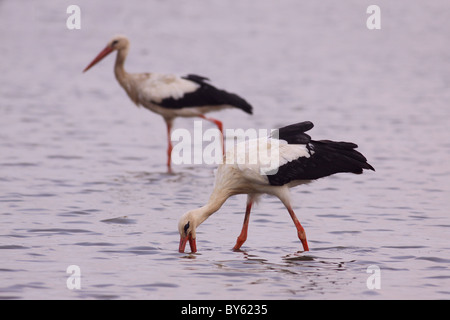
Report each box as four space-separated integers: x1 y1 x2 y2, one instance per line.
199 115 223 134
233 200 253 251
166 120 173 171
286 206 309 251
198 115 224 155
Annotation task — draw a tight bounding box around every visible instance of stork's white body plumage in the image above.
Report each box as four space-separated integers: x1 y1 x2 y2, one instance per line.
224 138 314 185
178 121 374 253
124 73 202 116
83 35 253 169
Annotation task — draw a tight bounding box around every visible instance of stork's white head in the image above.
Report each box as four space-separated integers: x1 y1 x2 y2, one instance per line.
106 35 130 51
178 210 199 253
83 35 130 72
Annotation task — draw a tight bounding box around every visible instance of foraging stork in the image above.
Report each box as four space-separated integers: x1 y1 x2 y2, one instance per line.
83 35 253 169
178 121 374 253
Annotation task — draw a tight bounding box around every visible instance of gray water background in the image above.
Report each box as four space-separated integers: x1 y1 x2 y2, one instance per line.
0 0 449 299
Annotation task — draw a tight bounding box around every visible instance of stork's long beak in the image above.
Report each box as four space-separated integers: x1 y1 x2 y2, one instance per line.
179 233 197 253
83 46 113 73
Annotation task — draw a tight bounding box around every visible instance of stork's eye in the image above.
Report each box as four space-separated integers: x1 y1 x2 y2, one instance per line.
183 222 190 235
111 40 119 46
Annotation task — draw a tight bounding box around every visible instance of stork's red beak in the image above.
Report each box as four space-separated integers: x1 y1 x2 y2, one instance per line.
179 234 197 253
83 46 114 73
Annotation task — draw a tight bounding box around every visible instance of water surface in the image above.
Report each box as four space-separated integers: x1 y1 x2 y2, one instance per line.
0 0 449 299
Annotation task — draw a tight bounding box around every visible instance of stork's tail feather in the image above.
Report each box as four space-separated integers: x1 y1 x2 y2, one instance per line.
224 92 253 115
183 74 253 115
311 140 375 175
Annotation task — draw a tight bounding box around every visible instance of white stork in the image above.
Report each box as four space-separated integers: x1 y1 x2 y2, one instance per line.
83 35 253 169
178 121 374 253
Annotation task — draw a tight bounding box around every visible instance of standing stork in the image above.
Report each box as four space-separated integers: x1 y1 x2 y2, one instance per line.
83 35 253 169
178 121 374 253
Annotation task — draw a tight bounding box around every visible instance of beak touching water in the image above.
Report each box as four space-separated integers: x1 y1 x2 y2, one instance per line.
83 46 114 73
179 233 197 253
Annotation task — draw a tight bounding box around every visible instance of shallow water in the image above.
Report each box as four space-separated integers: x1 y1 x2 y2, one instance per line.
1 0 449 299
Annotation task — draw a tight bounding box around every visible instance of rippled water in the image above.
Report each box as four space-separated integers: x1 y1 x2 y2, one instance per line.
1 1 449 299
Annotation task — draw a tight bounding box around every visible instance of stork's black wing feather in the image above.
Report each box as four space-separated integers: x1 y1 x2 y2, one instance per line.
273 121 314 144
267 122 374 186
153 74 253 114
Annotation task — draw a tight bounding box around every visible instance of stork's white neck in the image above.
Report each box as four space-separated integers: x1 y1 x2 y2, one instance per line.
114 47 129 84
190 188 231 227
